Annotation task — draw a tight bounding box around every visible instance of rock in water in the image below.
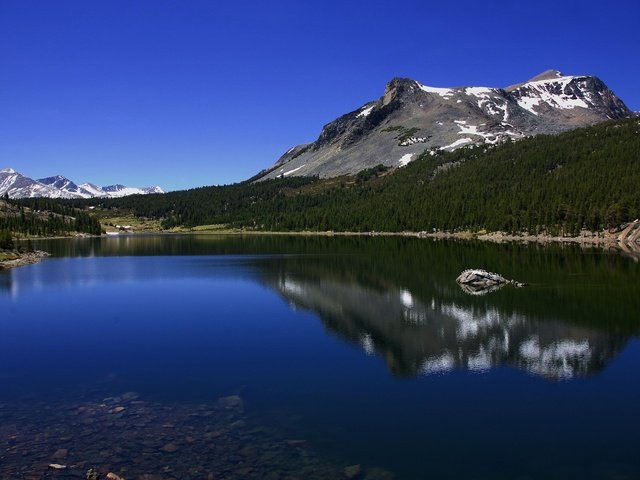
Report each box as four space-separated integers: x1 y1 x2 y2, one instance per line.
86 469 99 480
456 269 508 287
456 269 526 295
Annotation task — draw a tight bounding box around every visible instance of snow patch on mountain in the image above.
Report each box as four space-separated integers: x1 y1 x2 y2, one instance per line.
417 83 455 99
398 154 414 167
282 165 306 177
441 138 473 150
78 183 105 197
357 105 375 118
512 75 594 115
464 87 494 97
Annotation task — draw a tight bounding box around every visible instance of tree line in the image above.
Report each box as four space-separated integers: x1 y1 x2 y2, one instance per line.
0 196 102 239
61 118 640 235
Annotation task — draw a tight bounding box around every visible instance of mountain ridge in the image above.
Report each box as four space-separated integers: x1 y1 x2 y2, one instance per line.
259 70 632 180
0 168 164 199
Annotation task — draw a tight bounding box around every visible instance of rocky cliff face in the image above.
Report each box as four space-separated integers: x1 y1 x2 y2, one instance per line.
259 70 632 180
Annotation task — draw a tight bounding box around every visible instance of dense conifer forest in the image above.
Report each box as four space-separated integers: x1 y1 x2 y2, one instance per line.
64 118 640 235
0 196 102 239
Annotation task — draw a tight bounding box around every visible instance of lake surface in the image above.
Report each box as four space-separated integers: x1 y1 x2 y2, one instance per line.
1 235 639 479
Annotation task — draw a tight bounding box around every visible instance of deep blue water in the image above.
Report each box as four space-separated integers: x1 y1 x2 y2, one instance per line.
1 235 639 479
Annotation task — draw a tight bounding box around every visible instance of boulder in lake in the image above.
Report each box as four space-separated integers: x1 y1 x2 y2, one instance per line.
456 269 526 295
456 269 508 287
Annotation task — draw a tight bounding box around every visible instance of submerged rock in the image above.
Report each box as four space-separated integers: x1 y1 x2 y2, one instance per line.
121 391 139 401
160 442 179 453
1 395 346 479
217 395 244 411
52 448 68 459
344 464 362 479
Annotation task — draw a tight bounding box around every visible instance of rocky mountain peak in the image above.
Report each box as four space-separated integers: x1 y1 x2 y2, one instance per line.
505 68 567 91
527 69 565 83
260 70 632 180
1 168 164 199
383 77 418 105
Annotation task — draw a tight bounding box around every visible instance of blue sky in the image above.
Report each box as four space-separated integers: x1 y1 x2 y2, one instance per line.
1 0 639 191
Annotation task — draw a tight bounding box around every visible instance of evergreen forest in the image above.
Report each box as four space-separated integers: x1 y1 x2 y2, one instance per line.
61 118 640 235
0 196 102 240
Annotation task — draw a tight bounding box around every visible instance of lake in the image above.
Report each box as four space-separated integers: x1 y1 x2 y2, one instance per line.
1 234 639 480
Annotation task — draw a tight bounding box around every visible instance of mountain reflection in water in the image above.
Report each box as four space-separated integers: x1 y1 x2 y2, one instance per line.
269 273 623 379
13 234 640 382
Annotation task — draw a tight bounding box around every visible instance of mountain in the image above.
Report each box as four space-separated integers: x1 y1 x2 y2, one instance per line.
0 168 72 199
0 168 164 199
95 184 165 197
37 175 95 198
37 175 164 198
98 117 639 236
259 70 632 179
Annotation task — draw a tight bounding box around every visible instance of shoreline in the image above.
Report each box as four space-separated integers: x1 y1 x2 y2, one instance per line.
11 226 640 258
0 250 50 270
154 226 638 249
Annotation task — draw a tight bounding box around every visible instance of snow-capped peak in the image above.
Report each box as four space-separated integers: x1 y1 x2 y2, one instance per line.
509 71 606 116
526 69 565 82
263 69 631 180
0 168 164 199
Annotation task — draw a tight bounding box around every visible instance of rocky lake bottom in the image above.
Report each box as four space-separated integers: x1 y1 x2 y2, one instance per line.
0 392 364 480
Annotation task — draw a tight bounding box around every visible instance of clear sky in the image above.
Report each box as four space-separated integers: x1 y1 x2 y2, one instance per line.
1 0 639 191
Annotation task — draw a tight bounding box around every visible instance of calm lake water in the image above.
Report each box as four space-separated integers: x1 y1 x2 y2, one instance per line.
1 235 639 479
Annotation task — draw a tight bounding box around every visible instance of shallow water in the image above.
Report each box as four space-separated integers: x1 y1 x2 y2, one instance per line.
1 235 639 479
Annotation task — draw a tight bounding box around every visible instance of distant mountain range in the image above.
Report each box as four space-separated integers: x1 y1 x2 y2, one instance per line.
258 69 633 179
0 168 164 199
